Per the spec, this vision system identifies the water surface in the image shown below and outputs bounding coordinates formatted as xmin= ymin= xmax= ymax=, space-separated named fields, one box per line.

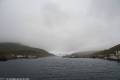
xmin=0 ymin=57 xmax=120 ymax=80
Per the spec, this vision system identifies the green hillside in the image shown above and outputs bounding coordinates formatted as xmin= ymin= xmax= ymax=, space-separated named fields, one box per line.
xmin=0 ymin=43 xmax=53 ymax=61
xmin=92 ymin=44 xmax=120 ymax=58
xmin=64 ymin=44 xmax=120 ymax=61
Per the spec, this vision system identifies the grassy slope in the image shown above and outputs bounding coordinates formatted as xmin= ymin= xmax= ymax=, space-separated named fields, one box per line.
xmin=64 ymin=44 xmax=120 ymax=58
xmin=0 ymin=43 xmax=53 ymax=60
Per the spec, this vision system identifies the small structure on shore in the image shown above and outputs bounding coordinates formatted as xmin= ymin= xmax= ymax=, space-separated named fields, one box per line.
xmin=115 ymin=50 xmax=120 ymax=58
xmin=107 ymin=50 xmax=120 ymax=61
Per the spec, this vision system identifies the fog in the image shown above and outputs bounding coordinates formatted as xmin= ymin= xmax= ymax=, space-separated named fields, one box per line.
xmin=0 ymin=0 xmax=120 ymax=56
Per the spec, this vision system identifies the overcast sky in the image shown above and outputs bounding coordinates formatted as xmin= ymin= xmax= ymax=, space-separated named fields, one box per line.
xmin=0 ymin=0 xmax=120 ymax=55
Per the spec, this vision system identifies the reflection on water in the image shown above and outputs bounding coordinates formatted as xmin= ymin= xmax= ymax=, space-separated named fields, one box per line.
xmin=0 ymin=57 xmax=120 ymax=80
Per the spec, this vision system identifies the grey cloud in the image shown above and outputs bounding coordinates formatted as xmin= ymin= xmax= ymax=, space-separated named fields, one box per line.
xmin=0 ymin=0 xmax=120 ymax=55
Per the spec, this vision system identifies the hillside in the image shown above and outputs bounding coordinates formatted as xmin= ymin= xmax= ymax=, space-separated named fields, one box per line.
xmin=0 ymin=43 xmax=53 ymax=61
xmin=91 ymin=44 xmax=120 ymax=59
xmin=64 ymin=44 xmax=120 ymax=61
xmin=63 ymin=51 xmax=98 ymax=58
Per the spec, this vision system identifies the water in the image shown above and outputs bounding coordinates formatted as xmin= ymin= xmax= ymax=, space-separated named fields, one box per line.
xmin=0 ymin=57 xmax=120 ymax=80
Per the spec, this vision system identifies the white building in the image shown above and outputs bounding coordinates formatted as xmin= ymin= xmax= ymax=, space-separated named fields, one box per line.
xmin=115 ymin=50 xmax=120 ymax=59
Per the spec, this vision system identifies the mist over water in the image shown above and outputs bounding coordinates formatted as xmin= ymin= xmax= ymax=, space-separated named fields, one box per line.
xmin=0 ymin=0 xmax=120 ymax=55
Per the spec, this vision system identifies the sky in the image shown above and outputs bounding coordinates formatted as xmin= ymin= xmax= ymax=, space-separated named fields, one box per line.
xmin=0 ymin=0 xmax=120 ymax=56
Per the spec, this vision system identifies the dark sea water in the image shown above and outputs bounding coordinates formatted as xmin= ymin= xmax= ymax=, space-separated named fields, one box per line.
xmin=0 ymin=57 xmax=120 ymax=80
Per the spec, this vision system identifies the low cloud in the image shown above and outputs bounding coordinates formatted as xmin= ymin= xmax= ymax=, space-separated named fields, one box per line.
xmin=0 ymin=0 xmax=120 ymax=55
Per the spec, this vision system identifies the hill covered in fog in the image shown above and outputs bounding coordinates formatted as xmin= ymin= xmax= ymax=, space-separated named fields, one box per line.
xmin=91 ymin=44 xmax=120 ymax=59
xmin=63 ymin=51 xmax=98 ymax=58
xmin=0 ymin=43 xmax=53 ymax=61
xmin=64 ymin=44 xmax=120 ymax=61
